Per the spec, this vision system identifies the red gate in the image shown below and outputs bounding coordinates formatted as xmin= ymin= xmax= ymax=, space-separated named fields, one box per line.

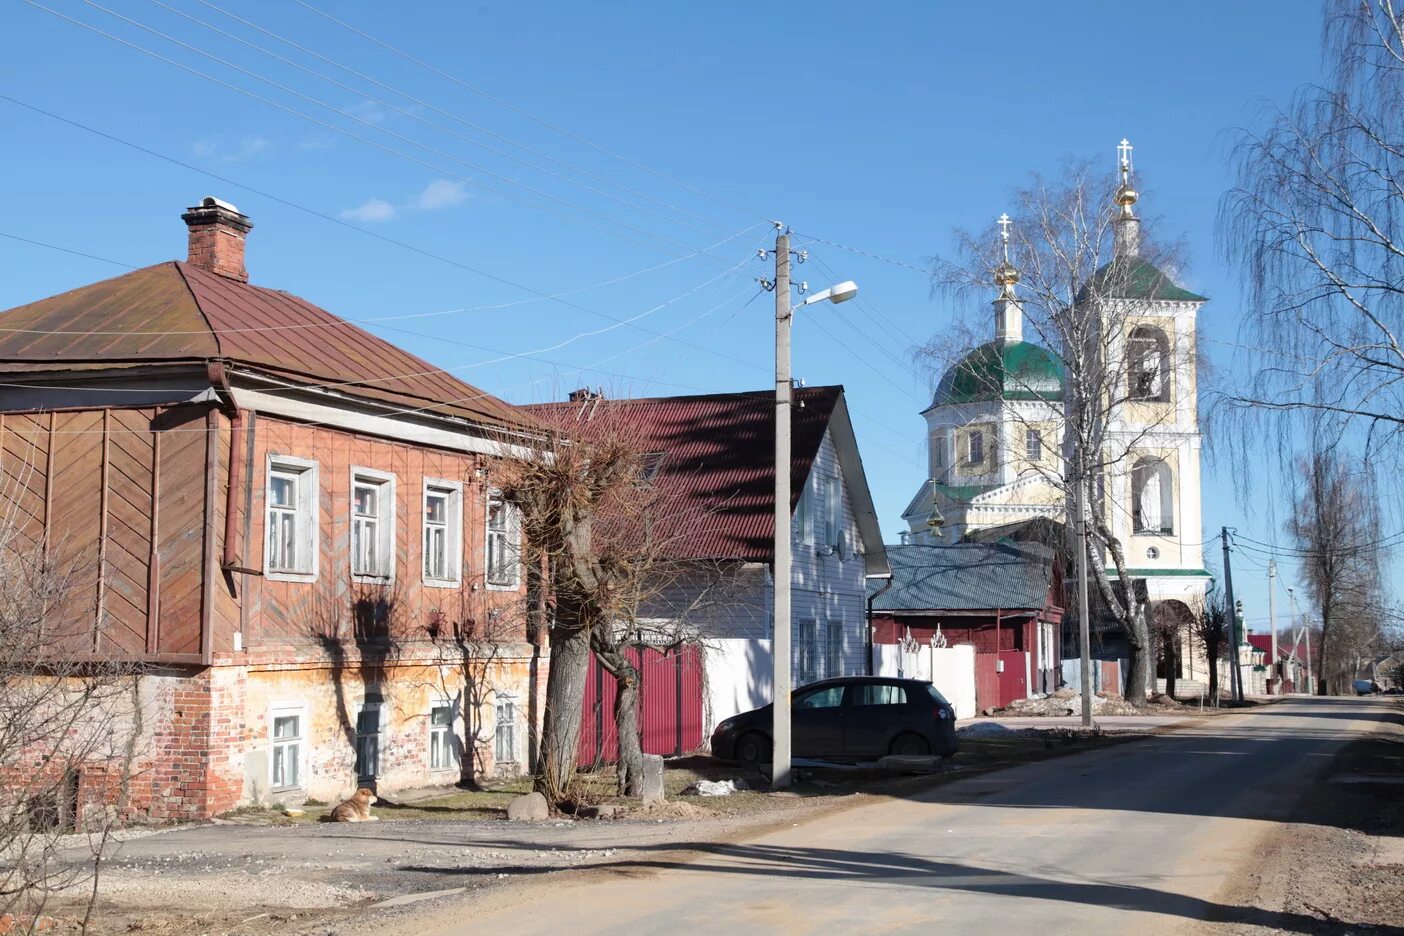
xmin=578 ymin=645 xmax=704 ymax=766
xmin=975 ymin=653 xmax=999 ymax=712
xmin=998 ymin=650 xmax=1028 ymax=707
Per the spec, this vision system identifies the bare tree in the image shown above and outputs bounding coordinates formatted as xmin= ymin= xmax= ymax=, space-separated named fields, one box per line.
xmin=0 ymin=470 xmax=140 ymax=927
xmin=1288 ymin=447 xmax=1385 ymax=694
xmin=492 ymin=398 xmax=716 ymax=804
xmin=1191 ymin=592 xmax=1230 ymax=705
xmin=925 ymin=157 xmax=1199 ymax=703
xmin=1222 ymin=0 xmax=1404 ymax=462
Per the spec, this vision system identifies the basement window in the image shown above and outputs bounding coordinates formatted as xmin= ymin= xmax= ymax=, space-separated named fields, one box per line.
xmin=495 ymin=696 xmax=518 ymax=765
xmin=351 ymin=467 xmax=396 ymax=582
xmin=266 ymin=456 xmax=318 ymax=581
xmin=270 ymin=705 xmax=305 ymax=791
xmin=429 ymin=703 xmax=458 ymax=772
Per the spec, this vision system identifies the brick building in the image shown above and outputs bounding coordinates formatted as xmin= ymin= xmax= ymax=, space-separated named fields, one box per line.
xmin=0 ymin=197 xmax=543 ymax=820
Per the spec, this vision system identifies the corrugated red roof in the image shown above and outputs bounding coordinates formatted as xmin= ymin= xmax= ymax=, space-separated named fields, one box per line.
xmin=0 ymin=261 xmax=530 ymax=429
xmin=523 ymin=387 xmax=841 ymax=561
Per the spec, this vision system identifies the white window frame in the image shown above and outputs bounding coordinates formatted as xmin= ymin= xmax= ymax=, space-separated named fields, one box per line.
xmin=265 ymin=455 xmax=319 ymax=583
xmin=826 ymin=618 xmax=844 ymax=678
xmin=494 ymin=694 xmax=519 ymax=765
xmin=349 ymin=466 xmax=396 ymax=584
xmin=1026 ymin=428 xmax=1043 ymax=463
xmin=932 ymin=431 xmax=946 ymax=469
xmin=824 ymin=476 xmax=841 ymax=549
xmin=354 ymin=701 xmax=385 ymax=782
xmin=798 ymin=617 xmax=819 ymax=684
xmin=269 ymin=702 xmax=307 ymax=792
xmin=967 ymin=430 xmax=984 ymax=465
xmin=796 ymin=477 xmax=815 ymax=546
xmin=422 ymin=479 xmax=464 ymax=588
xmin=485 ymin=490 xmax=522 ymax=590
xmin=428 ymin=700 xmax=459 ymax=772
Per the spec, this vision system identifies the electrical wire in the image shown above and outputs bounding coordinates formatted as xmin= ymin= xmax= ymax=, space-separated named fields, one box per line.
xmin=0 ymin=93 xmax=772 ymax=366
xmin=290 ymin=0 xmax=769 ymax=224
xmin=28 ymin=0 xmax=729 ymax=263
xmin=176 ymin=0 xmax=737 ymax=236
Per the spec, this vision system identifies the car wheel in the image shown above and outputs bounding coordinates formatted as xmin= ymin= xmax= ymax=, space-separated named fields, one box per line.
xmin=734 ymin=731 xmax=771 ymax=766
xmin=889 ymin=733 xmax=930 ymax=757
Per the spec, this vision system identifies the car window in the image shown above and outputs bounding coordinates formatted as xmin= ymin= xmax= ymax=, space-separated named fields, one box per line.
xmin=854 ymin=684 xmax=907 ymax=706
xmin=924 ymin=684 xmax=950 ymax=706
xmin=795 ymin=686 xmax=845 ymax=710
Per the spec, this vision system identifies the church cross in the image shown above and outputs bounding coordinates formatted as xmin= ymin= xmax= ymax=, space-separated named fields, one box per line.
xmin=1118 ymin=138 xmax=1134 ymax=173
xmin=998 ymin=212 xmax=1012 ymax=260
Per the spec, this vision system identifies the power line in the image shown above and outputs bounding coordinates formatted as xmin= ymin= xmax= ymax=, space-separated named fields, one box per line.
xmin=291 ymin=0 xmax=768 ymax=223
xmin=791 ymin=231 xmax=932 ymax=277
xmin=0 ymin=225 xmax=760 ymax=336
xmin=180 ymin=0 xmax=737 ymax=235
xmin=29 ymin=0 xmax=725 ymax=262
xmin=0 ymin=93 xmax=773 ymax=367
xmin=140 ymin=0 xmax=728 ymax=239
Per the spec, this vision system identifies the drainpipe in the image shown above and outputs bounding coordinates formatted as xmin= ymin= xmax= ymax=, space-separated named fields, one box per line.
xmin=865 ymin=576 xmax=893 ymax=676
xmin=222 ymin=409 xmax=246 ymax=570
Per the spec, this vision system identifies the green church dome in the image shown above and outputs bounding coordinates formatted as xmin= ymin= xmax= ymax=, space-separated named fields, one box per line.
xmin=932 ymin=339 xmax=1065 ymax=407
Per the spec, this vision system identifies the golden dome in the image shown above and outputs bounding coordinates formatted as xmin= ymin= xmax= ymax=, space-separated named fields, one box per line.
xmin=993 ymin=260 xmax=1020 ymax=287
xmin=1116 ymin=182 xmax=1139 ymax=208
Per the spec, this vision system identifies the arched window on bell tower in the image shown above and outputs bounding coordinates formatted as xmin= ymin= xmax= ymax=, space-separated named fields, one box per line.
xmin=1128 ymin=326 xmax=1171 ymax=402
xmin=1131 ymin=457 xmax=1174 ymax=535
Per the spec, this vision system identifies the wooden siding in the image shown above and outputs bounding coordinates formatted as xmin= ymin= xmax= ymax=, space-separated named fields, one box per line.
xmin=103 ymin=409 xmax=156 ymax=654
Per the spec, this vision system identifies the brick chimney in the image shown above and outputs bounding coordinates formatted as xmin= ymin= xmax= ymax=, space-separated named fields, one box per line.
xmin=181 ymin=196 xmax=253 ymax=282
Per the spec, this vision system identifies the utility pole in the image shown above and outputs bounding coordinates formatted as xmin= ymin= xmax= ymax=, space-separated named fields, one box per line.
xmin=1221 ymin=527 xmax=1243 ymax=702
xmin=1267 ymin=560 xmax=1278 ymax=694
xmin=1076 ymin=474 xmax=1093 ymax=728
xmin=772 ymin=228 xmax=793 ymax=790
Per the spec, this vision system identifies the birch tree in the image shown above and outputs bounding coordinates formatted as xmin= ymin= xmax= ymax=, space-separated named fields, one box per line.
xmin=1222 ymin=0 xmax=1404 ymax=463
xmin=924 ymin=158 xmax=1200 ymax=703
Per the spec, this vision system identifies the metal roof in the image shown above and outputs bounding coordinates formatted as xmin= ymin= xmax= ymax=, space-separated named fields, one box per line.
xmin=523 ymin=387 xmax=884 ymax=565
xmin=0 ymin=262 xmax=531 ymax=430
xmin=931 ymin=338 xmax=1065 ymax=407
xmin=868 ymin=542 xmax=1056 ymax=612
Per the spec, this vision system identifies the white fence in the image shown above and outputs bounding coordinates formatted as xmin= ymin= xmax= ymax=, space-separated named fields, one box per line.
xmin=874 ymin=643 xmax=977 ymax=720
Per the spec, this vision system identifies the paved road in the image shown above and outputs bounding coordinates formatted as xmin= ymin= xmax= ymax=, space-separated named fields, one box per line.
xmin=397 ymin=696 xmax=1391 ymax=936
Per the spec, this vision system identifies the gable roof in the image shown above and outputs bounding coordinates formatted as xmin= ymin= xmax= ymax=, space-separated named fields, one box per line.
xmin=868 ymin=542 xmax=1056 ymax=612
xmin=0 ymin=262 xmax=530 ymax=430
xmin=523 ymin=387 xmax=889 ymax=575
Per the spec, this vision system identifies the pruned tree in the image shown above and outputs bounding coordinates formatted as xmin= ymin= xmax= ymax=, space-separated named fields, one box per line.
xmin=924 ymin=155 xmax=1201 ymax=704
xmin=0 ymin=465 xmax=140 ymax=927
xmin=1191 ymin=592 xmax=1230 ymax=705
xmin=1288 ymin=447 xmax=1385 ymax=694
xmin=492 ymin=395 xmax=718 ymax=803
xmin=1221 ymin=0 xmax=1404 ymax=464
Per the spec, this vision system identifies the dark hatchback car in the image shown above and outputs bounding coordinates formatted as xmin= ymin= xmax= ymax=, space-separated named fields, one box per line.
xmin=710 ymin=676 xmax=958 ymax=765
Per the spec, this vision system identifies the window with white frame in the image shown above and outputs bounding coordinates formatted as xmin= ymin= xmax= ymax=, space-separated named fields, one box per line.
xmin=798 ymin=618 xmax=819 ymax=684
xmin=967 ymin=430 xmax=985 ymax=465
xmin=486 ymin=492 xmax=521 ymax=588
xmin=796 ymin=478 xmax=814 ymax=545
xmin=494 ymin=696 xmax=518 ymax=764
xmin=423 ymin=480 xmax=463 ymax=586
xmin=354 ymin=702 xmax=383 ymax=782
xmin=429 ymin=703 xmax=458 ymax=771
xmin=266 ymin=457 xmax=318 ymax=580
xmin=826 ymin=619 xmax=844 ymax=678
xmin=350 ymin=468 xmax=395 ymax=581
xmin=1026 ymin=428 xmax=1043 ymax=463
xmin=932 ymin=431 xmax=946 ymax=469
xmin=824 ymin=476 xmax=841 ymax=549
xmin=270 ymin=705 xmax=305 ymax=791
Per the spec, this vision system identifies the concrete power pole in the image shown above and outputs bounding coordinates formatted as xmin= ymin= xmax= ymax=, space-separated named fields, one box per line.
xmin=771 ymin=229 xmax=793 ymax=790
xmin=1267 ymin=560 xmax=1278 ymax=694
xmin=1221 ymin=527 xmax=1243 ymax=702
xmin=1076 ymin=475 xmax=1093 ymax=728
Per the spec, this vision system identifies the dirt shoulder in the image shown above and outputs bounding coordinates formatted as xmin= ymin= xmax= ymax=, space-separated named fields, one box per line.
xmin=1197 ymin=698 xmax=1404 ymax=935
xmin=31 ymin=731 xmax=1144 ymax=935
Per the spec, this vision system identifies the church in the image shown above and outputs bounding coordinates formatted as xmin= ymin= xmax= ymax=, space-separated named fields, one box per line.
xmin=900 ymin=141 xmax=1212 ymax=684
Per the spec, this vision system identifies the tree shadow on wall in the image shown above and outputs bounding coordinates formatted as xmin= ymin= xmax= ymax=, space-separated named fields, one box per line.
xmin=306 ymin=576 xmax=403 ymax=795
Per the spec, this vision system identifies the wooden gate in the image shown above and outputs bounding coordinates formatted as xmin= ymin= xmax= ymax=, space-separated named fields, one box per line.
xmin=578 ymin=645 xmax=704 ymax=766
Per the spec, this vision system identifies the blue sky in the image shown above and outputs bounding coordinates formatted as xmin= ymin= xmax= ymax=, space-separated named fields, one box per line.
xmin=0 ymin=0 xmax=1355 ymax=633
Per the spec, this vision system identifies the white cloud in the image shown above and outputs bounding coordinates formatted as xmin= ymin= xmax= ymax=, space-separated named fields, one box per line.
xmin=343 ymin=99 xmax=387 ymax=125
xmin=339 ymin=198 xmax=398 ymax=223
xmin=415 ymin=179 xmax=469 ymax=211
xmin=191 ymin=136 xmax=272 ymax=162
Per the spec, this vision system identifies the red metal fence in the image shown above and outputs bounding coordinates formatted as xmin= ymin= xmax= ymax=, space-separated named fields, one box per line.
xmin=974 ymin=653 xmax=999 ymax=713
xmin=578 ymin=645 xmax=704 ymax=766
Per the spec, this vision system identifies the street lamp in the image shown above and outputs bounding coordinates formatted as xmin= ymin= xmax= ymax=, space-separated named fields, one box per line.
xmin=771 ymin=225 xmax=857 ymax=790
